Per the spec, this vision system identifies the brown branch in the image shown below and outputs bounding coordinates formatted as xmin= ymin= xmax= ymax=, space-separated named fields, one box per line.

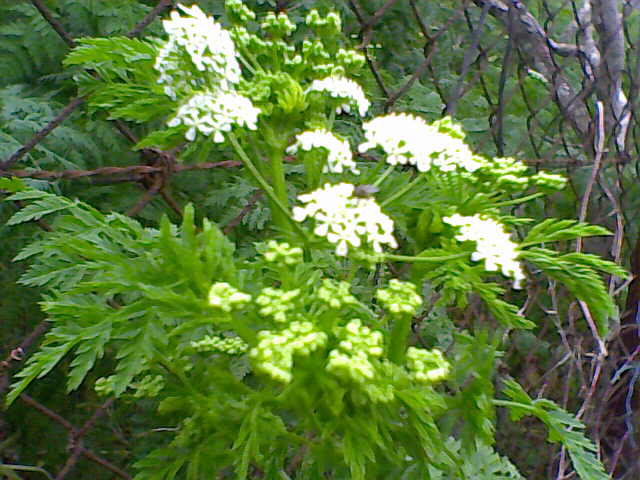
xmin=127 ymin=174 xmax=163 ymax=216
xmin=1 ymin=160 xmax=242 ymax=181
xmin=127 ymin=0 xmax=174 ymax=38
xmin=471 ymin=0 xmax=591 ymax=138
xmin=224 ymin=190 xmax=263 ymax=234
xmin=0 ymin=96 xmax=87 ymax=170
xmin=30 ymin=0 xmax=76 ymax=48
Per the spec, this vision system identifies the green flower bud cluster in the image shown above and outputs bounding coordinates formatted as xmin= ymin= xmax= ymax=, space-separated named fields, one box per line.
xmin=191 ymin=335 xmax=248 ymax=355
xmin=317 ymin=279 xmax=358 ymax=309
xmin=131 ymin=375 xmax=165 ymax=398
xmin=261 ymin=11 xmax=296 ymax=37
xmin=208 ymin=282 xmax=251 ymax=313
xmin=94 ymin=375 xmax=116 ymax=396
xmin=250 ymin=321 xmax=328 ymax=383
xmin=336 ymin=48 xmax=365 ymax=70
xmin=405 ymin=347 xmax=450 ymax=383
xmin=479 ymin=157 xmax=530 ymax=189
xmin=263 ymin=240 xmax=303 ymax=265
xmin=376 ymin=279 xmax=422 ymax=316
xmin=231 ymin=26 xmax=266 ymax=51
xmin=531 ymin=171 xmax=567 ymax=190
xmin=256 ymin=287 xmax=300 ymax=323
xmin=306 ymin=10 xmax=342 ymax=33
xmin=326 ymin=319 xmax=384 ymax=383
xmin=302 ymin=39 xmax=331 ymax=65
xmin=225 ymin=0 xmax=255 ymax=24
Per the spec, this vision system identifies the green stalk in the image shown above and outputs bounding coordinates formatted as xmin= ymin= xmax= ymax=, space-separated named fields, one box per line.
xmin=383 ymin=252 xmax=468 ymax=263
xmin=493 ymin=192 xmax=546 ymax=207
xmin=228 ymin=133 xmax=309 ymax=244
xmin=381 ymin=174 xmax=423 ymax=207
xmin=268 ymin=146 xmax=292 ymax=235
xmin=372 ymin=164 xmax=396 ymax=187
xmin=388 ymin=314 xmax=412 ymax=364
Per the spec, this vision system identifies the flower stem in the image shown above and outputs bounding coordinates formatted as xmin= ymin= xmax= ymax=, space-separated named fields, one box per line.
xmin=228 ymin=133 xmax=308 ymax=243
xmin=381 ymin=174 xmax=422 ymax=207
xmin=494 ymin=192 xmax=546 ymax=207
xmin=383 ymin=253 xmax=467 ymax=263
xmin=268 ymin=146 xmax=292 ymax=236
xmin=372 ymin=164 xmax=396 ymax=187
xmin=388 ymin=314 xmax=412 ymax=364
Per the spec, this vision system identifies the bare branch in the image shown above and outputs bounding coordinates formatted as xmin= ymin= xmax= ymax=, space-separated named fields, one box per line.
xmin=591 ymin=0 xmax=630 ymax=151
xmin=471 ymin=0 xmax=591 ymax=138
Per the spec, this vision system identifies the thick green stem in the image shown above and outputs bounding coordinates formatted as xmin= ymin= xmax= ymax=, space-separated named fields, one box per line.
xmin=268 ymin=146 xmax=292 ymax=235
xmin=228 ymin=133 xmax=308 ymax=243
xmin=388 ymin=314 xmax=412 ymax=364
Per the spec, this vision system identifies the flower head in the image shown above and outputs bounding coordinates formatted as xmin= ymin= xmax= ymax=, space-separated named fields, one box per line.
xmin=307 ymin=75 xmax=370 ymax=116
xmin=443 ymin=214 xmax=525 ymax=288
xmin=256 ymin=287 xmax=300 ymax=323
xmin=155 ymin=4 xmax=241 ymax=99
xmin=317 ymin=279 xmax=358 ymax=309
xmin=167 ymin=90 xmax=260 ymax=142
xmin=250 ymin=322 xmax=328 ymax=383
xmin=376 ymin=279 xmax=422 ymax=316
xmin=406 ymin=347 xmax=450 ymax=383
xmin=326 ymin=319 xmax=384 ymax=384
xmin=358 ymin=113 xmax=483 ymax=173
xmin=191 ymin=335 xmax=248 ymax=355
xmin=293 ymin=183 xmax=397 ymax=256
xmin=262 ymin=240 xmax=303 ymax=265
xmin=208 ymin=282 xmax=251 ymax=312
xmin=287 ymin=129 xmax=359 ymax=174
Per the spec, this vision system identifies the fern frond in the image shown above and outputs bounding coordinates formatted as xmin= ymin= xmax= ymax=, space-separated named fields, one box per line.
xmin=499 ymin=379 xmax=609 ymax=480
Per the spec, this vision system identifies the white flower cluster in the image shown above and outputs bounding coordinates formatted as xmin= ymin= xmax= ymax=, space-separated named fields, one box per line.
xmin=307 ymin=75 xmax=370 ymax=116
xmin=443 ymin=214 xmax=526 ymax=289
xmin=256 ymin=287 xmax=300 ymax=323
xmin=287 ymin=129 xmax=359 ymax=174
xmin=317 ymin=279 xmax=358 ymax=309
xmin=326 ymin=319 xmax=384 ymax=383
xmin=156 ymin=4 xmax=261 ymax=143
xmin=208 ymin=282 xmax=251 ymax=312
xmin=405 ymin=347 xmax=450 ymax=383
xmin=376 ymin=279 xmax=422 ymax=316
xmin=191 ymin=335 xmax=248 ymax=355
xmin=358 ymin=113 xmax=483 ymax=173
xmin=293 ymin=183 xmax=397 ymax=256
xmin=155 ymin=4 xmax=241 ymax=99
xmin=167 ymin=90 xmax=260 ymax=142
xmin=250 ymin=322 xmax=328 ymax=383
xmin=262 ymin=240 xmax=303 ymax=265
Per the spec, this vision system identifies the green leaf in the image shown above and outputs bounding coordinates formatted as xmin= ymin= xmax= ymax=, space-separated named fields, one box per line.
xmin=520 ymin=247 xmax=625 ymax=336
xmin=522 ymin=219 xmax=612 ymax=246
xmin=500 ymin=380 xmax=609 ymax=480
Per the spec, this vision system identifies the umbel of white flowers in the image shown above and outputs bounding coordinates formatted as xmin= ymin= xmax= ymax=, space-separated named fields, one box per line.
xmin=444 ymin=214 xmax=526 ymax=289
xmin=287 ymin=129 xmax=359 ymax=174
xmin=358 ymin=113 xmax=484 ymax=173
xmin=293 ymin=183 xmax=397 ymax=256
xmin=307 ymin=75 xmax=370 ymax=117
xmin=155 ymin=4 xmax=260 ymax=142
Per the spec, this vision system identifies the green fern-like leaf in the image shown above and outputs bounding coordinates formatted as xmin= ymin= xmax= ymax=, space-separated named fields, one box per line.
xmin=520 ymin=247 xmax=626 ymax=336
xmin=500 ymin=379 xmax=610 ymax=480
xmin=522 ymin=219 xmax=612 ymax=246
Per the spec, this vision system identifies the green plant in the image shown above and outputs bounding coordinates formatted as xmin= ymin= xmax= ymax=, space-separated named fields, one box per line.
xmin=2 ymin=3 xmax=625 ymax=478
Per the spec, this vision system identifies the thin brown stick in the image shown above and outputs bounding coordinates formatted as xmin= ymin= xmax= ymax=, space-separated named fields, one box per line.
xmin=0 ymin=96 xmax=87 ymax=170
xmin=127 ymin=0 xmax=174 ymax=38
